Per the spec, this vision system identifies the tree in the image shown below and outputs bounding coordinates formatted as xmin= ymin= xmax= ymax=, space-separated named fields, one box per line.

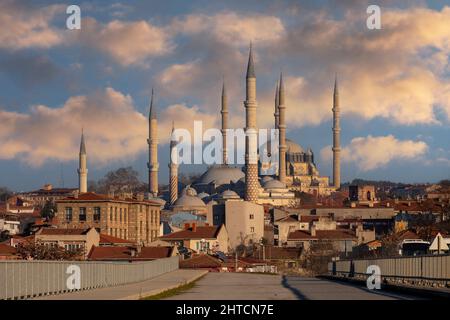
xmin=96 ymin=167 xmax=144 ymax=194
xmin=41 ymin=200 xmax=57 ymax=219
xmin=16 ymin=241 xmax=83 ymax=260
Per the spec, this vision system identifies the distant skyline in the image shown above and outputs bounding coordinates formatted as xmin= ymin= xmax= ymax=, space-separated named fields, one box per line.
xmin=1 ymin=0 xmax=450 ymax=191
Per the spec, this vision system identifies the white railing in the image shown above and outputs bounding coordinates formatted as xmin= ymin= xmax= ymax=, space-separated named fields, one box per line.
xmin=328 ymin=255 xmax=450 ymax=281
xmin=0 ymin=256 xmax=179 ymax=300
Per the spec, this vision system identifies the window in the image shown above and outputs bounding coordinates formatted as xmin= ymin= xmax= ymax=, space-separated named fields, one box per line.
xmin=93 ymin=207 xmax=101 ymax=222
xmin=124 ymin=208 xmax=127 ymax=223
xmin=115 ymin=207 xmax=117 ymax=222
xmin=110 ymin=207 xmax=113 ymax=222
xmin=65 ymin=207 xmax=73 ymax=222
xmin=79 ymin=207 xmax=86 ymax=221
xmin=120 ymin=208 xmax=122 ymax=223
xmin=250 ymin=227 xmax=255 ymax=233
xmin=249 ymin=214 xmax=254 ymax=220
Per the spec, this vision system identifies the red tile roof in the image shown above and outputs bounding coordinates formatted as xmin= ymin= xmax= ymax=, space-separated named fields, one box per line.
xmin=288 ymin=229 xmax=356 ymax=240
xmin=299 ymin=215 xmax=319 ymax=223
xmin=160 ymin=225 xmax=222 ymax=240
xmin=99 ymin=234 xmax=134 ymax=245
xmin=59 ymin=192 xmax=161 ymax=205
xmin=180 ymin=254 xmax=223 ymax=268
xmin=88 ymin=246 xmax=173 ymax=261
xmin=0 ymin=243 xmax=17 ymax=256
xmin=38 ymin=228 xmax=91 ymax=235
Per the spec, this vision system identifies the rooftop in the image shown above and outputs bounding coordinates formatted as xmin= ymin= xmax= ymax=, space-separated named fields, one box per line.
xmin=160 ymin=225 xmax=222 ymax=240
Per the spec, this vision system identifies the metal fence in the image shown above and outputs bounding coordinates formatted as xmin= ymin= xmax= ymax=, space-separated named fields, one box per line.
xmin=328 ymin=255 xmax=450 ymax=281
xmin=0 ymin=256 xmax=179 ymax=300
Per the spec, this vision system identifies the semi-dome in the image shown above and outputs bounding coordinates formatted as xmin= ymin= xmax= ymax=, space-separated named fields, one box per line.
xmin=263 ymin=179 xmax=286 ymax=189
xmin=197 ymin=165 xmax=245 ymax=185
xmin=220 ymin=189 xmax=241 ymax=199
xmin=286 ymin=139 xmax=304 ymax=154
xmin=173 ymin=193 xmax=205 ymax=208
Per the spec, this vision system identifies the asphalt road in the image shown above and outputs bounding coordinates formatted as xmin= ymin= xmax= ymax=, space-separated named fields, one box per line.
xmin=167 ymin=273 xmax=420 ymax=300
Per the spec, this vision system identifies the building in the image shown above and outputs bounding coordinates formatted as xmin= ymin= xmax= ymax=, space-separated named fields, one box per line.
xmin=55 ymin=192 xmax=161 ymax=246
xmin=17 ymin=184 xmax=78 ymax=206
xmin=207 ymin=198 xmax=264 ymax=249
xmin=429 ymin=233 xmax=450 ymax=254
xmin=287 ymin=229 xmax=357 ymax=255
xmin=160 ymin=223 xmax=229 ymax=254
xmin=35 ymin=227 xmax=99 ymax=259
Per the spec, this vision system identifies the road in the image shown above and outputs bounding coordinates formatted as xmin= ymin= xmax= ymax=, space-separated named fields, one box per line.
xmin=166 ymin=273 xmax=420 ymax=300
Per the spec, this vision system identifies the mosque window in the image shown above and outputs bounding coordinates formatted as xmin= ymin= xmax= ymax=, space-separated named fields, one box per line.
xmin=249 ymin=214 xmax=254 ymax=220
xmin=250 ymin=227 xmax=255 ymax=233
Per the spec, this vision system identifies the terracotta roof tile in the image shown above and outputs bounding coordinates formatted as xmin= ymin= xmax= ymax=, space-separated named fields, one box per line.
xmin=38 ymin=228 xmax=90 ymax=235
xmin=0 ymin=243 xmax=17 ymax=255
xmin=160 ymin=225 xmax=222 ymax=240
xmin=99 ymin=234 xmax=134 ymax=245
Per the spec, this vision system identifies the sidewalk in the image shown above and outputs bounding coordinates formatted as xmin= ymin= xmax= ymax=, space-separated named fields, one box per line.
xmin=33 ymin=269 xmax=208 ymax=300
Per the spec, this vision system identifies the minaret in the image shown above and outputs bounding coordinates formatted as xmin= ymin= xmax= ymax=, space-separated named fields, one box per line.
xmin=332 ymin=75 xmax=341 ymax=189
xmin=77 ymin=129 xmax=88 ymax=193
xmin=274 ymin=81 xmax=279 ymax=129
xmin=169 ymin=121 xmax=178 ymax=206
xmin=244 ymin=43 xmax=259 ymax=202
xmin=221 ymin=80 xmax=228 ymax=165
xmin=278 ymin=73 xmax=287 ymax=184
xmin=147 ymin=88 xmax=159 ymax=197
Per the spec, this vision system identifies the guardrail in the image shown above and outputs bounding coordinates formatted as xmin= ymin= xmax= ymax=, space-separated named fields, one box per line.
xmin=328 ymin=254 xmax=450 ymax=281
xmin=0 ymin=256 xmax=179 ymax=300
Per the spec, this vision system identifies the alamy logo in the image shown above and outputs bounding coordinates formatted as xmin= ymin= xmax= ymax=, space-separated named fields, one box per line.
xmin=366 ymin=265 xmax=381 ymax=289
xmin=366 ymin=5 xmax=381 ymax=30
xmin=66 ymin=265 xmax=81 ymax=290
xmin=66 ymin=5 xmax=81 ymax=30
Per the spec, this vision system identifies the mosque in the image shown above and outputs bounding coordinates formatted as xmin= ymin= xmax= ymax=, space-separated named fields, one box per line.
xmin=76 ymin=45 xmax=341 ymax=210
xmin=145 ymin=44 xmax=341 ymax=209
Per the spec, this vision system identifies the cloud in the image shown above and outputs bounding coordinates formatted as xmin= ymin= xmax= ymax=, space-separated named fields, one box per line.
xmin=320 ymin=135 xmax=428 ymax=171
xmin=156 ymin=6 xmax=450 ymax=128
xmin=171 ymin=12 xmax=286 ymax=46
xmin=0 ymin=87 xmax=218 ymax=167
xmin=0 ymin=1 xmax=64 ymax=50
xmin=80 ymin=18 xmax=174 ymax=66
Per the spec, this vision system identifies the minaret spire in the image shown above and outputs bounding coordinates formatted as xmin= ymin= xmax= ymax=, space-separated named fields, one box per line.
xmin=169 ymin=121 xmax=178 ymax=206
xmin=221 ymin=79 xmax=229 ymax=165
xmin=147 ymin=88 xmax=159 ymax=197
xmin=77 ymin=129 xmax=88 ymax=193
xmin=278 ymin=72 xmax=287 ymax=184
xmin=274 ymin=81 xmax=279 ymax=129
xmin=244 ymin=43 xmax=259 ymax=202
xmin=332 ymin=74 xmax=341 ymax=189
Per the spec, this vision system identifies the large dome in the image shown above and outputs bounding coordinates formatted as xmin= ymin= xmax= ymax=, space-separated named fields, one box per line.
xmin=286 ymin=139 xmax=304 ymax=154
xmin=197 ymin=165 xmax=245 ymax=185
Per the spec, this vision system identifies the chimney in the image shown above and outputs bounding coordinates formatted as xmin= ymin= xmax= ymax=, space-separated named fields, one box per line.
xmin=350 ymin=202 xmax=356 ymax=208
xmin=192 ymin=223 xmax=197 ymax=232
xmin=184 ymin=223 xmax=190 ymax=230
xmin=6 ymin=202 xmax=10 ymax=212
xmin=130 ymin=247 xmax=137 ymax=257
xmin=386 ymin=202 xmax=390 ymax=208
xmin=137 ymin=192 xmax=144 ymax=201
xmin=136 ymin=244 xmax=142 ymax=254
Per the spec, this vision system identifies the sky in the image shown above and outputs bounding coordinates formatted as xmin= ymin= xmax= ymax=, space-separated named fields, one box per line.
xmin=0 ymin=0 xmax=449 ymax=191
